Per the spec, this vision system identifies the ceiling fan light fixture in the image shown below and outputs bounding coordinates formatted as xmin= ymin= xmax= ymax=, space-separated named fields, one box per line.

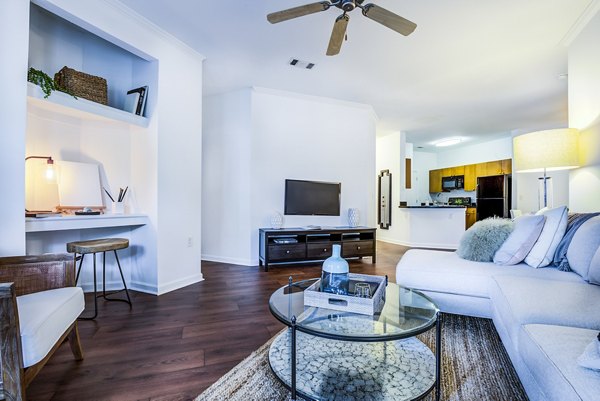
xmin=341 ymin=0 xmax=356 ymax=12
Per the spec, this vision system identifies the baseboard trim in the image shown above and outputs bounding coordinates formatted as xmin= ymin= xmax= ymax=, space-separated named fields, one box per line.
xmin=156 ymin=273 xmax=204 ymax=296
xmin=377 ymin=238 xmax=458 ymax=250
xmin=201 ymin=253 xmax=254 ymax=266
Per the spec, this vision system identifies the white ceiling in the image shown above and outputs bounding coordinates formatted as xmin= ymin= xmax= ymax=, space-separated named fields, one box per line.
xmin=118 ymin=0 xmax=592 ymax=149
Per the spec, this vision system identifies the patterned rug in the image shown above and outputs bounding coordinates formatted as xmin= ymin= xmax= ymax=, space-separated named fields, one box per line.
xmin=195 ymin=314 xmax=528 ymax=401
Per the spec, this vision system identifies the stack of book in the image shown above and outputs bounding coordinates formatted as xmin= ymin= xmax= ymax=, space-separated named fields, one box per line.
xmin=124 ymin=86 xmax=148 ymax=116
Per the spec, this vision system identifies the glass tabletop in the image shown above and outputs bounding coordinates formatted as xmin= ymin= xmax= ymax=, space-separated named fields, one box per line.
xmin=269 ymin=278 xmax=439 ymax=341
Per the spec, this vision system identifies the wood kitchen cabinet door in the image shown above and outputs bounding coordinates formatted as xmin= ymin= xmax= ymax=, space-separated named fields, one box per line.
xmin=453 ymin=165 xmax=465 ymax=176
xmin=429 ymin=169 xmax=442 ymax=193
xmin=464 ymin=164 xmax=476 ymax=191
xmin=466 ymin=207 xmax=477 ymax=229
xmin=442 ymin=168 xmax=453 ymax=178
xmin=475 ymin=162 xmax=488 ymax=178
xmin=501 ymin=159 xmax=512 ymax=174
xmin=486 ymin=161 xmax=503 ymax=176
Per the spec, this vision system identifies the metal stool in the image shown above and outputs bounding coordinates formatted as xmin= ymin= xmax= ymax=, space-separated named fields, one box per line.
xmin=67 ymin=238 xmax=132 ymax=320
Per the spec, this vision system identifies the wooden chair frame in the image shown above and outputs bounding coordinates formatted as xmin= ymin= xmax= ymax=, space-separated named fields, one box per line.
xmin=0 ymin=254 xmax=84 ymax=401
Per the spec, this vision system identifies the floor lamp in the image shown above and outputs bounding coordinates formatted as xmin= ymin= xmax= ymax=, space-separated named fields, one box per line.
xmin=513 ymin=128 xmax=580 ymax=209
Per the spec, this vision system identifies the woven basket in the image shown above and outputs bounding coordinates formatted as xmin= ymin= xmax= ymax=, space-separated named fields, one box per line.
xmin=54 ymin=66 xmax=108 ymax=105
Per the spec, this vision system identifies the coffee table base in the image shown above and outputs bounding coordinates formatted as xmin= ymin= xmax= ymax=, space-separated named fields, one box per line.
xmin=269 ymin=330 xmax=436 ymax=401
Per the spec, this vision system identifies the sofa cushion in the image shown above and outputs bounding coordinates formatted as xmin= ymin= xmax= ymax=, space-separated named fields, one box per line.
xmin=16 ymin=287 xmax=84 ymax=367
xmin=519 ymin=324 xmax=600 ymax=401
xmin=525 ymin=206 xmax=568 ymax=268
xmin=489 ymin=275 xmax=600 ymax=348
xmin=589 ymin=246 xmax=600 ymax=286
xmin=567 ymin=216 xmax=600 ymax=281
xmin=494 ymin=215 xmax=545 ymax=265
xmin=456 ymin=218 xmax=514 ymax=262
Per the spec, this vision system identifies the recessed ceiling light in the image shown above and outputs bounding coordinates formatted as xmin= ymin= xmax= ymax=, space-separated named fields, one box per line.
xmin=434 ymin=138 xmax=462 ymax=147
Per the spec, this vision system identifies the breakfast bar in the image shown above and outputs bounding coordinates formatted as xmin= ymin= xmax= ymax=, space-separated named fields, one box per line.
xmin=395 ymin=206 xmax=467 ymax=249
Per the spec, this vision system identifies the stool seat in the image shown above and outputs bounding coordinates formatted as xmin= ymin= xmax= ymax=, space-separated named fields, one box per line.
xmin=67 ymin=238 xmax=129 ymax=254
xmin=66 ymin=237 xmax=132 ymax=320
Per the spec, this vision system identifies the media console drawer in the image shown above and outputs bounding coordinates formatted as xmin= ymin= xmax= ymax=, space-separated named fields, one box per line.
xmin=307 ymin=243 xmax=335 ymax=259
xmin=268 ymin=244 xmax=306 ymax=261
xmin=342 ymin=240 xmax=374 ymax=257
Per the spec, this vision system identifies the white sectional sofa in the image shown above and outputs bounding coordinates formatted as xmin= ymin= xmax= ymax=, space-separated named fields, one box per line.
xmin=396 ymin=218 xmax=600 ymax=401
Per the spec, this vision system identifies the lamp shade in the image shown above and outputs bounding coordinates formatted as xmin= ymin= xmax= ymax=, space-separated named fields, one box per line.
xmin=513 ymin=128 xmax=580 ymax=172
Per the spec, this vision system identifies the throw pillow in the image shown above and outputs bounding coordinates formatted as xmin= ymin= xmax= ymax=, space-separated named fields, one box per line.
xmin=568 ymin=216 xmax=600 ymax=281
xmin=457 ymin=218 xmax=514 ymax=262
xmin=589 ymin=246 xmax=600 ymax=286
xmin=577 ymin=336 xmax=600 ymax=371
xmin=525 ymin=206 xmax=568 ymax=268
xmin=493 ymin=215 xmax=545 ymax=265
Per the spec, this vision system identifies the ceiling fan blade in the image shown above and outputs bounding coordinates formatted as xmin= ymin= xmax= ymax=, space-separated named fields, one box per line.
xmin=267 ymin=2 xmax=331 ymax=24
xmin=326 ymin=14 xmax=349 ymax=56
xmin=362 ymin=4 xmax=417 ymax=36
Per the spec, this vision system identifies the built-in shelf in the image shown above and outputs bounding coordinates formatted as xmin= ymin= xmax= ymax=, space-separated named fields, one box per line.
xmin=26 ymin=213 xmax=149 ymax=233
xmin=27 ymin=83 xmax=149 ymax=127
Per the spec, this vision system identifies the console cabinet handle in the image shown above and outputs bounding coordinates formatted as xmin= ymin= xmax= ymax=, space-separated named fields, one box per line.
xmin=323 ymin=248 xmax=327 ymax=252
xmin=357 ymin=246 xmax=361 ymax=250
xmin=286 ymin=250 xmax=290 ymax=254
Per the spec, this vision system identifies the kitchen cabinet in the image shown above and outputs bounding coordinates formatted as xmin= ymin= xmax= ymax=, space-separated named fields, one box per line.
xmin=452 ymin=165 xmax=465 ymax=176
xmin=485 ymin=161 xmax=503 ymax=176
xmin=464 ymin=164 xmax=476 ymax=191
xmin=429 ymin=169 xmax=442 ymax=193
xmin=442 ymin=168 xmax=453 ymax=178
xmin=502 ymin=159 xmax=512 ymax=174
xmin=466 ymin=207 xmax=477 ymax=229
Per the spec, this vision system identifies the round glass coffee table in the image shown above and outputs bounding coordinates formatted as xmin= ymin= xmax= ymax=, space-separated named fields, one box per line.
xmin=268 ymin=278 xmax=441 ymax=401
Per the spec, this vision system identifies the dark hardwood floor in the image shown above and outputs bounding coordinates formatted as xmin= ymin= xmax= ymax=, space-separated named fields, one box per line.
xmin=28 ymin=242 xmax=408 ymax=401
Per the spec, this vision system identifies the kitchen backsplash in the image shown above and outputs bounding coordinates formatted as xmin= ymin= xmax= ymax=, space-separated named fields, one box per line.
xmin=431 ymin=189 xmax=477 ymax=205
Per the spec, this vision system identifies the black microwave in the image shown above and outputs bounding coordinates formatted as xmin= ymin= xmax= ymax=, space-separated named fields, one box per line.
xmin=442 ymin=175 xmax=464 ymax=191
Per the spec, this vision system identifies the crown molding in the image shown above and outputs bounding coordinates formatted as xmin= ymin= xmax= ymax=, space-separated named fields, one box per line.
xmin=560 ymin=0 xmax=600 ymax=47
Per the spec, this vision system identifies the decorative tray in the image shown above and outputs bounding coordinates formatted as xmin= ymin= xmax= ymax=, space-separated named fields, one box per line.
xmin=304 ymin=273 xmax=387 ymax=316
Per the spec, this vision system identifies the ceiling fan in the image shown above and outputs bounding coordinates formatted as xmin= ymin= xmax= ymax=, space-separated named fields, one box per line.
xmin=267 ymin=0 xmax=417 ymax=56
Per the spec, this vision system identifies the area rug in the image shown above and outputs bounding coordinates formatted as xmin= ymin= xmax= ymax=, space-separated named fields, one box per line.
xmin=195 ymin=314 xmax=528 ymax=401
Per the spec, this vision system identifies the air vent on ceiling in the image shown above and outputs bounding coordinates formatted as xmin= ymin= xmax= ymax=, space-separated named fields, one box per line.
xmin=289 ymin=58 xmax=315 ymax=70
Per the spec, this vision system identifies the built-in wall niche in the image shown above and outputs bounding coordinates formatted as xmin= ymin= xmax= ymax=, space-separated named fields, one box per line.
xmin=28 ymin=3 xmax=157 ymax=123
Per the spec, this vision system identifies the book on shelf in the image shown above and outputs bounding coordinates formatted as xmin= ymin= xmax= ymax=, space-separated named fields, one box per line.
xmin=125 ymin=86 xmax=148 ymax=116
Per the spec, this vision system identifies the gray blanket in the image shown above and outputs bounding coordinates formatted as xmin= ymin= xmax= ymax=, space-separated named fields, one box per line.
xmin=552 ymin=212 xmax=600 ymax=271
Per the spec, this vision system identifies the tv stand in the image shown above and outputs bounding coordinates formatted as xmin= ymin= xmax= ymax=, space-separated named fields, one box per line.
xmin=258 ymin=227 xmax=377 ymax=271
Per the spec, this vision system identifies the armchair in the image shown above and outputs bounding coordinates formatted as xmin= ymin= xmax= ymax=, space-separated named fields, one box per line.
xmin=0 ymin=254 xmax=84 ymax=401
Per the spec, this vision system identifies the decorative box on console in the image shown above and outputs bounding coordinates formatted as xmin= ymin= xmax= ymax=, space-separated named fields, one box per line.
xmin=304 ymin=273 xmax=387 ymax=316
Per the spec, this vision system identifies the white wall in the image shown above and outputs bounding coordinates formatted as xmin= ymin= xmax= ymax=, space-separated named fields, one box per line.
xmin=436 ymin=137 xmax=512 ymax=168
xmin=202 ymin=88 xmax=377 ymax=266
xmin=409 ymin=151 xmax=437 ymax=205
xmin=568 ymin=10 xmax=600 ymax=212
xmin=202 ymin=89 xmax=252 ymax=265
xmin=0 ymin=0 xmax=29 ymax=255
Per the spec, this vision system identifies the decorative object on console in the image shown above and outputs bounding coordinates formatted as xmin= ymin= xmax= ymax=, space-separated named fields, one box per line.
xmin=378 ymin=169 xmax=392 ymax=229
xmin=348 ymin=208 xmax=360 ymax=227
xmin=270 ymin=211 xmax=284 ymax=229
xmin=513 ymin=128 xmax=580 ymax=208
xmin=25 ymin=155 xmax=55 ymax=181
xmin=457 ymin=218 xmax=514 ymax=262
xmin=493 ymin=215 xmax=545 ymax=265
xmin=524 ymin=206 xmax=568 ymax=268
xmin=320 ymin=244 xmax=349 ymax=295
xmin=54 ymin=66 xmax=108 ymax=105
xmin=125 ymin=86 xmax=148 ymax=116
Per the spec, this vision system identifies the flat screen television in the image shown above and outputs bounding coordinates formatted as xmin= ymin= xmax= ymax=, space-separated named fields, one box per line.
xmin=284 ymin=179 xmax=341 ymax=216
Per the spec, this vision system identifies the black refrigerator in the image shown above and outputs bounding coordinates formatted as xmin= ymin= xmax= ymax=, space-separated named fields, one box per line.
xmin=476 ymin=175 xmax=511 ymax=220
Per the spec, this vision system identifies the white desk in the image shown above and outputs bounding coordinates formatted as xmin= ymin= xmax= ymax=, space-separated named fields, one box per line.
xmin=26 ymin=214 xmax=148 ymax=232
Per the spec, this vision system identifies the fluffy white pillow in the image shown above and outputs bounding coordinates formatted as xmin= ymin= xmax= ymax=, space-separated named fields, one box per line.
xmin=525 ymin=206 xmax=568 ymax=268
xmin=494 ymin=215 xmax=545 ymax=265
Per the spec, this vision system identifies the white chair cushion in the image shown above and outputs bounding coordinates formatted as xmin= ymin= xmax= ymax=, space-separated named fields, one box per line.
xmin=494 ymin=215 xmax=545 ymax=265
xmin=525 ymin=206 xmax=568 ymax=268
xmin=16 ymin=287 xmax=84 ymax=367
